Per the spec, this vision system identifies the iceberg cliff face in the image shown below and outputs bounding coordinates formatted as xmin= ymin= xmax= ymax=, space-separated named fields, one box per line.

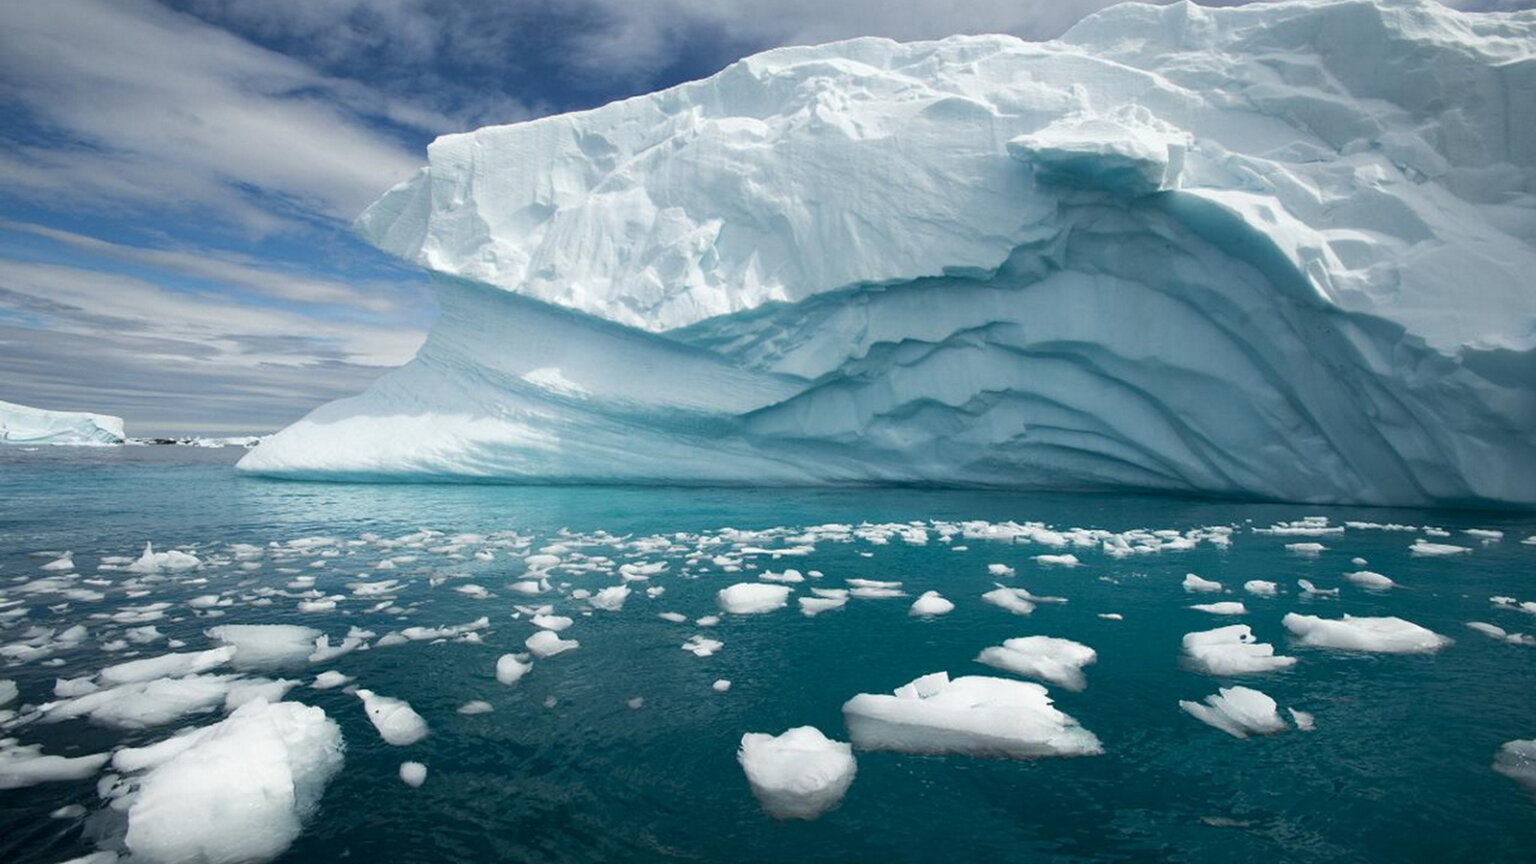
xmin=0 ymin=399 xmax=124 ymax=446
xmin=241 ymin=0 xmax=1536 ymax=507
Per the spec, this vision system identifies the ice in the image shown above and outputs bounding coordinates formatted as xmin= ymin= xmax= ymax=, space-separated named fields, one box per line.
xmin=1033 ymin=554 xmax=1080 ymax=567
xmin=713 ymin=679 xmax=732 ymax=692
xmin=207 ymin=624 xmax=323 ymax=670
xmin=987 ymin=564 xmax=1015 ymax=577
xmin=0 ymin=399 xmax=123 ymax=445
xmin=1345 ymin=570 xmax=1396 ymax=590
xmin=399 ymin=761 xmax=428 ymax=787
xmin=356 ymin=689 xmax=430 ymax=746
xmin=798 ymin=595 xmax=847 ymax=617
xmin=1182 ymin=625 xmax=1297 ymax=676
xmin=0 ymin=741 xmax=110 ymax=789
xmin=718 ymin=583 xmax=791 ymax=614
xmin=681 ymin=635 xmax=724 ymax=657
xmin=1494 ymin=739 xmax=1536 ymax=793
xmin=1179 ymin=686 xmax=1289 ymax=739
xmin=98 ymin=648 xmax=237 ymax=685
xmin=975 ymin=636 xmax=1097 ymax=691
xmin=457 ymin=701 xmax=493 ymax=715
xmin=42 ymin=674 xmax=248 ymax=729
xmin=118 ymin=700 xmax=343 ymax=864
xmin=1285 ymin=543 xmax=1326 ymax=556
xmin=1410 ymin=540 xmax=1472 ymax=557
xmin=1189 ymin=602 xmax=1247 ymax=616
xmin=241 ymin=0 xmax=1536 ymax=511
xmin=588 ymin=585 xmax=631 ymax=611
xmin=0 ymin=680 xmax=16 ymax=706
xmin=1243 ymin=581 xmax=1278 ymax=597
xmin=1183 ymin=574 xmax=1222 ymax=593
xmin=1288 ymin=708 xmax=1316 ymax=732
xmin=126 ymin=543 xmax=201 ymax=574
xmin=1283 ymin=613 xmax=1451 ymax=654
xmin=311 ymin=671 xmax=353 ymax=690
xmin=496 ymin=654 xmax=532 ymax=685
xmin=842 ymin=672 xmax=1101 ymax=759
xmin=531 ymin=614 xmax=574 ymax=631
xmin=1298 ymin=580 xmax=1339 ymax=598
xmin=737 ymin=726 xmax=856 ymax=820
xmin=400 ymin=617 xmax=489 ymax=641
xmin=908 ymin=591 xmax=955 ymax=617
xmin=525 ymin=630 xmax=579 ymax=658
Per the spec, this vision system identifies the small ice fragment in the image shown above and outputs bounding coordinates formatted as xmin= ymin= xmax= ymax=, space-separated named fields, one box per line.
xmin=1097 ymin=613 xmax=1123 ymax=621
xmin=1410 ymin=539 xmax=1472 ymax=557
xmin=589 ymin=585 xmax=630 ymax=611
xmin=1288 ymin=708 xmax=1315 ymax=731
xmin=531 ymin=614 xmax=574 ymax=631
xmin=496 ymin=654 xmax=532 ymax=685
xmin=738 ymin=726 xmax=856 ymax=820
xmin=356 ymin=689 xmax=430 ymax=746
xmin=626 ymin=697 xmax=645 ymax=709
xmin=457 ymin=701 xmax=493 ymax=715
xmin=718 ymin=583 xmax=791 ymax=614
xmin=1182 ymin=625 xmax=1296 ymax=676
xmin=311 ymin=671 xmax=353 ymax=690
xmin=1189 ymin=602 xmax=1247 ymax=615
xmin=1033 ymin=554 xmax=1079 ymax=567
xmin=1183 ymin=574 xmax=1222 ymax=593
xmin=1345 ymin=570 xmax=1396 ymax=590
xmin=206 ymin=624 xmax=322 ymax=670
xmin=908 ymin=591 xmax=954 ymax=617
xmin=1243 ymin=580 xmax=1278 ymax=597
xmin=1297 ymin=579 xmax=1338 ymax=597
xmin=525 ymin=630 xmax=579 ymax=658
xmin=1282 ymin=613 xmax=1450 ymax=654
xmin=1285 ymin=543 xmax=1325 ymax=556
xmin=681 ymin=635 xmax=724 ymax=657
xmin=1180 ymin=686 xmax=1288 ymax=738
xmin=399 ymin=761 xmax=427 ymax=787
xmin=975 ymin=636 xmax=1096 ymax=691
xmin=1494 ymin=739 xmax=1536 ymax=792
xmin=987 ymin=564 xmax=1015 ymax=577
xmin=658 ymin=612 xmax=688 ymax=623
xmin=713 ymin=679 xmax=732 ymax=692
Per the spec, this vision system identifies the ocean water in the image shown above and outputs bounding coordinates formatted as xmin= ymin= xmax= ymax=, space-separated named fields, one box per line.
xmin=1 ymin=445 xmax=1533 ymax=864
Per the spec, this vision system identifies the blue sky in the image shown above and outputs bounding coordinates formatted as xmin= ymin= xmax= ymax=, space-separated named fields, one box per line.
xmin=0 ymin=0 xmax=1528 ymax=435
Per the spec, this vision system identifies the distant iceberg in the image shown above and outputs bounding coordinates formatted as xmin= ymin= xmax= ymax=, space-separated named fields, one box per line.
xmin=0 ymin=398 xmax=123 ymax=446
xmin=242 ymin=0 xmax=1536 ymax=508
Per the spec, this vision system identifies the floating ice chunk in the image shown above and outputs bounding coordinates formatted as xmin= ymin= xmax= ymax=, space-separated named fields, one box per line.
xmin=798 ymin=595 xmax=847 ymax=616
xmin=1465 ymin=529 xmax=1503 ymax=541
xmin=308 ymin=635 xmax=364 ymax=664
xmin=398 ymin=761 xmax=427 ymax=787
xmin=98 ymin=648 xmax=238 ymax=686
xmin=120 ymin=700 xmax=343 ymax=864
xmin=1183 ymin=574 xmax=1222 ymax=593
xmin=738 ymin=727 xmax=856 ymax=820
xmin=975 ymin=636 xmax=1096 ymax=691
xmin=126 ymin=543 xmax=201 ymax=574
xmin=1182 ymin=625 xmax=1297 ymax=676
xmin=1410 ymin=539 xmax=1472 ymax=557
xmin=718 ymin=583 xmax=791 ymax=614
xmin=1494 ymin=739 xmax=1536 ymax=793
xmin=54 ymin=676 xmax=98 ymax=698
xmin=1282 ymin=613 xmax=1451 ymax=654
xmin=0 ymin=679 xmax=16 ymax=707
xmin=1285 ymin=543 xmax=1326 ymax=556
xmin=1244 ymin=581 xmax=1278 ymax=597
xmin=356 ymin=689 xmax=429 ymax=746
xmin=588 ymin=585 xmax=631 ymax=611
xmin=224 ymin=678 xmax=298 ymax=711
xmin=531 ymin=614 xmax=574 ymax=631
xmin=1180 ymin=686 xmax=1287 ymax=738
xmin=207 ymin=625 xmax=323 ymax=670
xmin=453 ymin=584 xmax=492 ymax=599
xmin=1033 ymin=554 xmax=1079 ymax=567
xmin=1345 ymin=570 xmax=1396 ymax=590
xmin=657 ymin=612 xmax=688 ymax=623
xmin=42 ymin=674 xmax=244 ymax=729
xmin=0 ymin=741 xmax=109 ymax=789
xmin=1464 ymin=622 xmax=1535 ymax=646
xmin=842 ymin=672 xmax=1101 ymax=759
xmin=696 ymin=616 xmax=720 ymax=627
xmin=1097 ymin=613 xmax=1123 ymax=621
xmin=760 ymin=569 xmax=804 ymax=583
xmin=713 ymin=679 xmax=732 ymax=692
xmin=1288 ymin=708 xmax=1315 ymax=732
xmin=311 ymin=671 xmax=353 ymax=690
xmin=1297 ymin=580 xmax=1339 ymax=597
xmin=987 ymin=564 xmax=1015 ymax=577
xmin=525 ymin=630 xmax=579 ymax=658
xmin=457 ymin=701 xmax=493 ymax=715
xmin=523 ymin=553 xmax=561 ymax=571
xmin=400 ymin=617 xmax=489 ymax=641
xmin=909 ymin=591 xmax=954 ymax=617
xmin=682 ymin=635 xmax=724 ymax=657
xmin=1189 ymin=602 xmax=1247 ymax=616
xmin=496 ymin=654 xmax=532 ymax=685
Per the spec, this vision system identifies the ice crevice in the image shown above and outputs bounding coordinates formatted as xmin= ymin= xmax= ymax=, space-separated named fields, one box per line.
xmin=241 ymin=0 xmax=1536 ymax=507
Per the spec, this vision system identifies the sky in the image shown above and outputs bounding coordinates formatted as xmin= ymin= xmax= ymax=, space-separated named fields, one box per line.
xmin=0 ymin=0 xmax=1529 ymax=435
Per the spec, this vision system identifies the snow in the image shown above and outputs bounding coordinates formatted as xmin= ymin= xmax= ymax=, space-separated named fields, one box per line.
xmin=738 ymin=727 xmax=856 ymax=820
xmin=842 ymin=671 xmax=1102 ymax=759
xmin=1180 ymin=686 xmax=1289 ymax=739
xmin=356 ymin=689 xmax=430 ymax=746
xmin=1283 ymin=613 xmax=1452 ymax=654
xmin=118 ymin=700 xmax=343 ymax=864
xmin=974 ymin=636 xmax=1097 ymax=691
xmin=908 ymin=591 xmax=955 ymax=617
xmin=718 ymin=583 xmax=791 ymax=614
xmin=0 ymin=399 xmax=123 ymax=446
xmin=1182 ymin=625 xmax=1297 ymax=676
xmin=240 ymin=0 xmax=1536 ymax=509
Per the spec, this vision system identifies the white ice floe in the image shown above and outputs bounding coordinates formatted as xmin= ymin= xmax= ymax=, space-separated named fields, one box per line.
xmin=0 ymin=740 xmax=109 ymax=789
xmin=356 ymin=689 xmax=429 ymax=746
xmin=1410 ymin=539 xmax=1472 ymax=557
xmin=400 ymin=617 xmax=490 ymax=642
xmin=457 ymin=701 xmax=493 ymax=715
xmin=842 ymin=671 xmax=1101 ymax=759
xmin=738 ymin=726 xmax=856 ymax=820
xmin=1182 ymin=625 xmax=1297 ymax=676
xmin=1297 ymin=580 xmax=1339 ymax=598
xmin=1033 ymin=554 xmax=1079 ymax=567
xmin=1282 ymin=613 xmax=1451 ymax=654
xmin=588 ymin=585 xmax=631 ymax=611
xmin=713 ymin=679 xmax=732 ymax=692
xmin=1243 ymin=581 xmax=1278 ymax=597
xmin=399 ymin=761 xmax=428 ymax=787
xmin=42 ymin=674 xmax=251 ymax=729
xmin=1189 ymin=602 xmax=1247 ymax=616
xmin=311 ymin=671 xmax=353 ymax=690
xmin=681 ymin=635 xmax=724 ymax=657
xmin=1285 ymin=543 xmax=1326 ymax=556
xmin=531 ymin=614 xmax=574 ymax=631
xmin=1179 ymin=686 xmax=1289 ymax=739
xmin=718 ymin=583 xmax=791 ymax=614
xmin=126 ymin=543 xmax=201 ymax=574
xmin=909 ymin=591 xmax=955 ymax=617
xmin=118 ymin=700 xmax=343 ymax=864
xmin=207 ymin=625 xmax=323 ymax=670
xmin=99 ymin=647 xmax=236 ymax=686
xmin=798 ymin=593 xmax=847 ymax=616
xmin=496 ymin=654 xmax=532 ymax=685
xmin=1465 ymin=622 xmax=1536 ymax=646
xmin=1183 ymin=574 xmax=1222 ymax=593
xmin=1345 ymin=570 xmax=1396 ymax=590
xmin=1494 ymin=739 xmax=1536 ymax=793
xmin=975 ymin=636 xmax=1096 ymax=691
xmin=525 ymin=630 xmax=579 ymax=658
xmin=987 ymin=564 xmax=1015 ymax=577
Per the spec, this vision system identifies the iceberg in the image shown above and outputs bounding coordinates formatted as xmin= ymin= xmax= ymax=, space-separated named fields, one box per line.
xmin=0 ymin=399 xmax=123 ymax=446
xmin=737 ymin=726 xmax=856 ymax=820
xmin=241 ymin=0 xmax=1536 ymax=508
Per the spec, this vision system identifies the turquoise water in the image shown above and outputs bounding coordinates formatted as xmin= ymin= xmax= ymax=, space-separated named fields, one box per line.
xmin=1 ymin=446 xmax=1534 ymax=864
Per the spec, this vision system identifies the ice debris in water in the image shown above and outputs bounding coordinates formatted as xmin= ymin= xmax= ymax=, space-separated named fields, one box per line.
xmin=1182 ymin=625 xmax=1297 ymax=676
xmin=311 ymin=671 xmax=353 ymax=690
xmin=1283 ymin=613 xmax=1451 ymax=654
xmin=116 ymin=700 xmax=343 ymax=864
xmin=206 ymin=625 xmax=322 ymax=670
xmin=1410 ymin=539 xmax=1472 ymax=557
xmin=355 ymin=689 xmax=430 ymax=746
xmin=718 ymin=583 xmax=791 ymax=614
xmin=908 ymin=591 xmax=955 ymax=617
xmin=1465 ymin=622 xmax=1536 ymax=646
xmin=399 ymin=761 xmax=428 ymax=787
xmin=496 ymin=654 xmax=532 ymax=684
xmin=1344 ymin=570 xmax=1396 ymax=590
xmin=713 ymin=679 xmax=732 ymax=692
xmin=525 ymin=630 xmax=579 ymax=658
xmin=457 ymin=701 xmax=494 ymax=715
xmin=0 ymin=740 xmax=110 ymax=789
xmin=588 ymin=585 xmax=630 ymax=611
xmin=842 ymin=671 xmax=1101 ymax=759
xmin=1183 ymin=574 xmax=1222 ymax=593
xmin=1179 ymin=686 xmax=1290 ymax=739
xmin=1297 ymin=580 xmax=1339 ymax=598
xmin=974 ymin=636 xmax=1096 ymax=692
xmin=1244 ymin=581 xmax=1278 ymax=597
xmin=1189 ymin=602 xmax=1247 ymax=616
xmin=681 ymin=635 xmax=723 ymax=657
xmin=1494 ymin=740 xmax=1536 ymax=793
xmin=738 ymin=726 xmax=856 ymax=820
xmin=126 ymin=543 xmax=201 ymax=574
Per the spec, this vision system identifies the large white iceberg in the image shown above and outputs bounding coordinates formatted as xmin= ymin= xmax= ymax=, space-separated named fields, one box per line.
xmin=0 ymin=399 xmax=123 ymax=446
xmin=241 ymin=0 xmax=1536 ymax=507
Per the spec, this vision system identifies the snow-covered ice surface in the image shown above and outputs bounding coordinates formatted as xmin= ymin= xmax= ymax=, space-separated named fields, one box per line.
xmin=737 ymin=726 xmax=856 ymax=819
xmin=243 ymin=0 xmax=1536 ymax=509
xmin=4 ymin=446 xmax=1536 ymax=863
xmin=0 ymin=400 xmax=123 ymax=447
